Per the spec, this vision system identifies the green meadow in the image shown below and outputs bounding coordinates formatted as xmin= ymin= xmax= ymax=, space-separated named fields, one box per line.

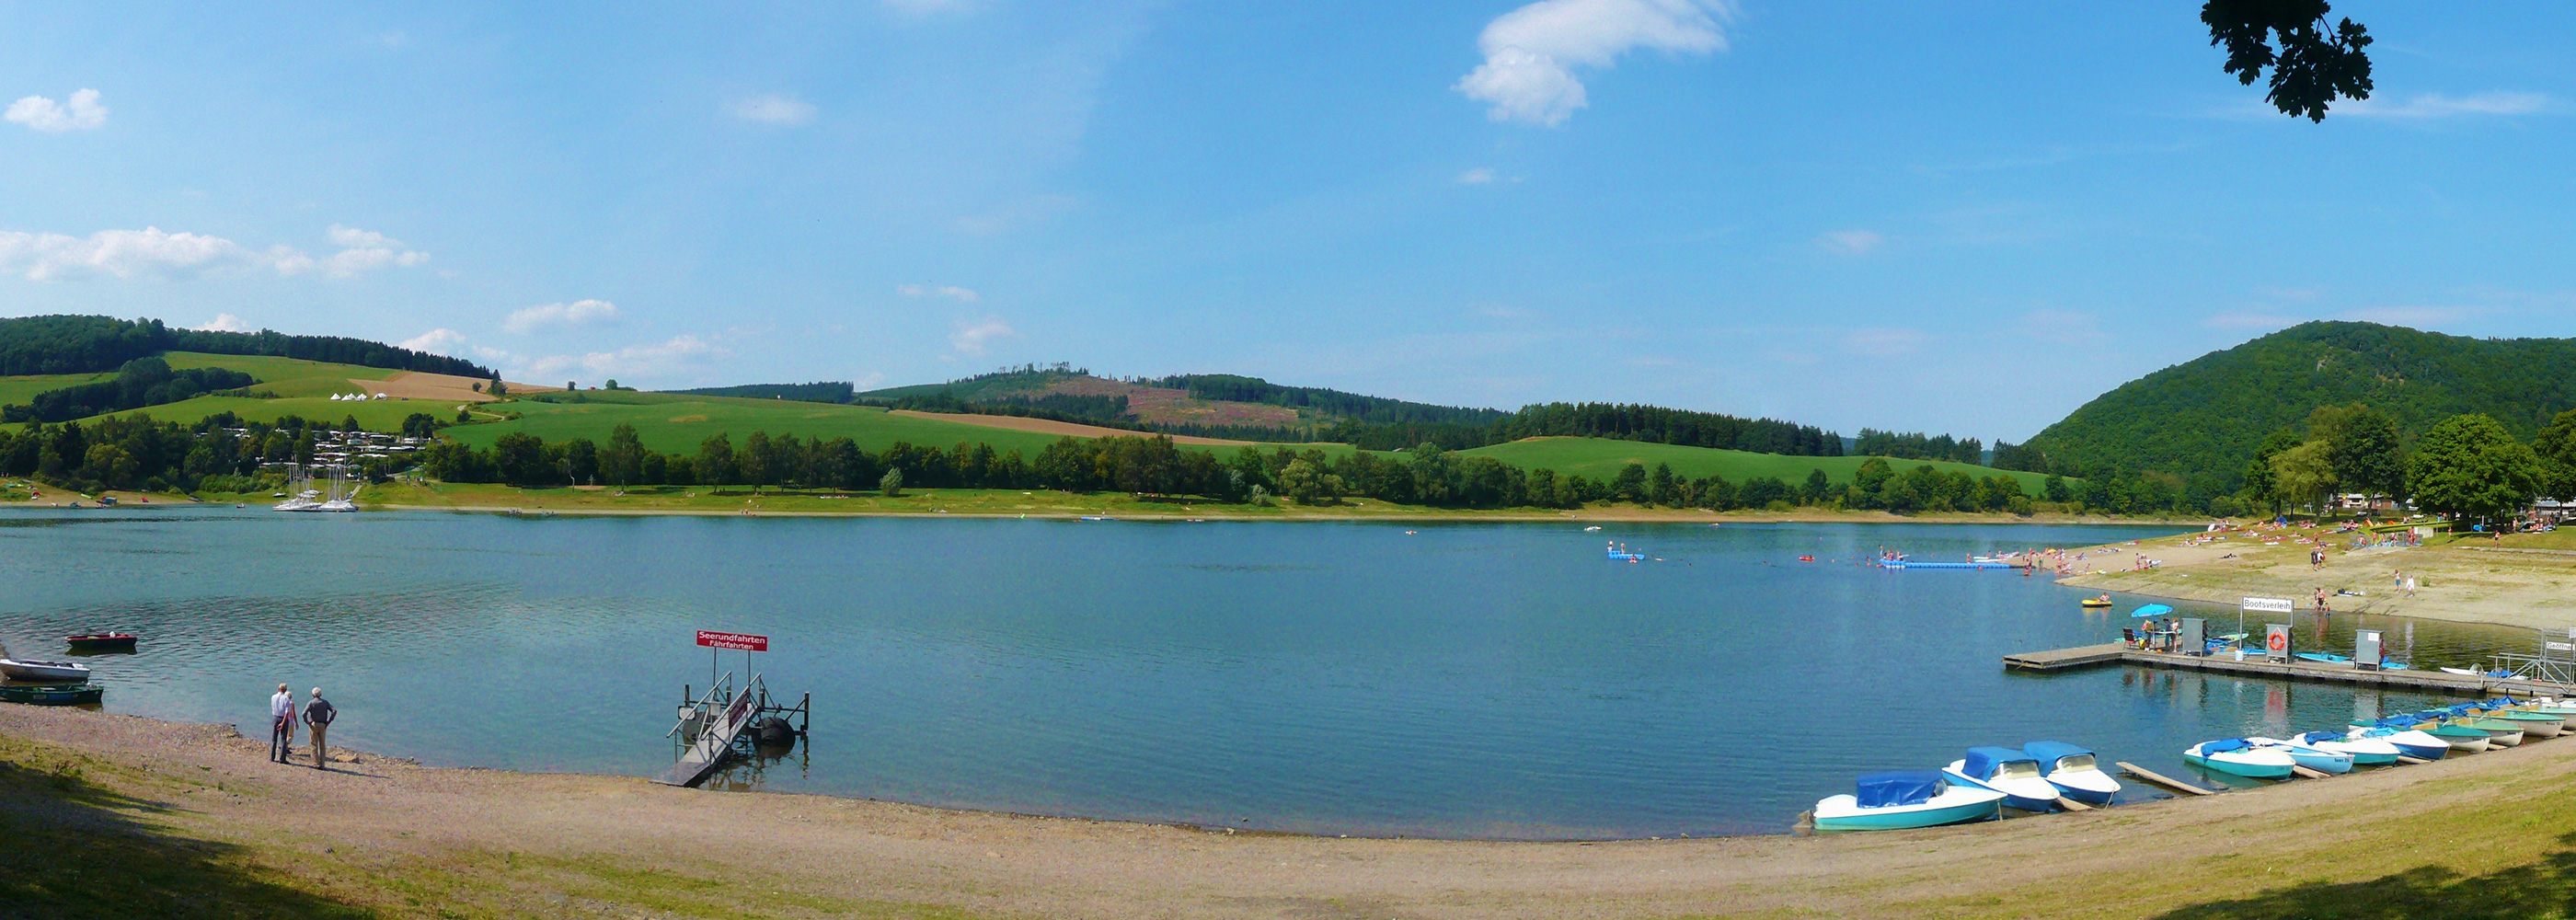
xmin=0 ymin=371 xmax=115 ymax=409
xmin=1461 ymin=437 xmax=2060 ymax=489
xmin=444 ymin=397 xmax=1083 ymax=455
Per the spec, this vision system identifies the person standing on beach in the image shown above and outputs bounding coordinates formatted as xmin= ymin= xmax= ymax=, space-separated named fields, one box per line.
xmin=302 ymin=687 xmax=338 ymax=769
xmin=269 ymin=683 xmax=296 ymax=763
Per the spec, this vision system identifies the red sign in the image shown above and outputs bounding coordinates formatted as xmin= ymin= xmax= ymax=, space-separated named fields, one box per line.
xmin=696 ymin=630 xmax=769 ymax=651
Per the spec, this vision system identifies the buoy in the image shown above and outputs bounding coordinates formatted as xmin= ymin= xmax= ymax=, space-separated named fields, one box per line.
xmin=754 ymin=716 xmax=798 ymax=748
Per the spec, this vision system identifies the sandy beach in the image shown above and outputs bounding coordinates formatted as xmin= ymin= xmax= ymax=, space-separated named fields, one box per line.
xmin=12 ymin=701 xmax=2576 ymax=918
xmin=2045 ymin=524 xmax=2576 ymax=633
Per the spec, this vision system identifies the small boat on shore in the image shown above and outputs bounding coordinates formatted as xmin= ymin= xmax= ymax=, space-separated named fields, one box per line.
xmin=1943 ymin=747 xmax=2063 ymax=811
xmin=2294 ymin=730 xmax=2400 ymax=766
xmin=64 ymin=632 xmax=138 ymax=651
xmin=2487 ymin=710 xmax=2566 ymax=737
xmin=0 ymin=684 xmax=103 ymax=706
xmin=2460 ymin=719 xmax=2525 ymax=747
xmin=2183 ymin=739 xmax=2296 ymax=778
xmin=0 ymin=658 xmax=92 ymax=683
xmin=2021 ymin=741 xmax=2119 ymax=805
xmin=2350 ymin=728 xmax=2447 ymax=761
xmin=2247 ymin=737 xmax=2354 ymax=774
xmin=2423 ymin=724 xmax=2494 ymax=752
xmin=1811 ymin=771 xmax=2006 ymax=831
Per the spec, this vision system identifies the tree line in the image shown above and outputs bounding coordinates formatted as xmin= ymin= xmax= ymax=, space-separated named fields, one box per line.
xmin=2 ymin=356 xmax=254 ymax=423
xmin=2235 ymin=403 xmax=2576 ymax=524
xmin=0 ymin=315 xmax=492 ymax=377
xmin=0 ymin=411 xmax=431 ymax=495
xmin=1851 ymin=429 xmax=1984 ymax=465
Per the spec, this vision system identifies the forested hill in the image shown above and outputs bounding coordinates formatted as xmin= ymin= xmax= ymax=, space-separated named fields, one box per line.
xmin=0 ymin=315 xmax=493 ymax=378
xmin=2010 ymin=321 xmax=2576 ymax=489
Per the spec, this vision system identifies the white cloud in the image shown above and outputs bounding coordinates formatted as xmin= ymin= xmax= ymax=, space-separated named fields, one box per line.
xmin=194 ymin=313 xmax=249 ymax=332
xmin=400 ymin=328 xmax=468 ymax=355
xmin=1456 ymin=167 xmax=1500 ymax=185
xmin=1843 ymin=328 xmax=1923 ymax=357
xmin=0 ymin=226 xmax=276 ymax=281
xmin=729 ymin=95 xmax=816 ymax=125
xmin=949 ymin=316 xmax=1017 ymax=354
xmin=311 ymin=224 xmax=430 ymax=278
xmin=1818 ymin=229 xmax=1882 ymax=255
xmin=898 ymin=283 xmax=980 ymax=303
xmin=6 ymin=88 xmax=108 ymax=132
xmin=503 ymin=299 xmax=623 ymax=334
xmin=1455 ymin=0 xmax=1734 ymax=127
xmin=2340 ymin=92 xmax=2554 ymax=120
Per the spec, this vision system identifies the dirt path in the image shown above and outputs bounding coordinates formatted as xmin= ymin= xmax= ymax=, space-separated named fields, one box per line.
xmin=10 ymin=704 xmax=2576 ymax=918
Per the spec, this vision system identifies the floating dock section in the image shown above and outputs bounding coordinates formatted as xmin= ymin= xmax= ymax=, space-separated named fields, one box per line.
xmin=2004 ymin=642 xmax=2576 ymax=697
xmin=1880 ymin=560 xmax=2018 ymax=570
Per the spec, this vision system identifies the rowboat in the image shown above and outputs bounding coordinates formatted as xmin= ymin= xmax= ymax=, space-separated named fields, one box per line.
xmin=64 ymin=632 xmax=138 ymax=651
xmin=0 ymin=684 xmax=103 ymax=706
xmin=0 ymin=658 xmax=91 ymax=683
xmin=2182 ymin=739 xmax=2296 ymax=778
xmin=2486 ymin=711 xmax=2566 ymax=737
xmin=2460 ymin=719 xmax=2525 ymax=747
xmin=1943 ymin=747 xmax=2064 ymax=811
xmin=2294 ymin=730 xmax=2401 ymax=766
xmin=2423 ymin=724 xmax=2494 ymax=752
xmin=2021 ymin=741 xmax=2120 ymax=805
xmin=2080 ymin=595 xmax=2113 ymax=608
xmin=1811 ymin=771 xmax=2006 ymax=831
xmin=2246 ymin=737 xmax=2354 ymax=774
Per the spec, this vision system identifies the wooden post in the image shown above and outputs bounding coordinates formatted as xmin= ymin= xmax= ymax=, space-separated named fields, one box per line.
xmin=2396 ymin=755 xmax=2432 ymax=765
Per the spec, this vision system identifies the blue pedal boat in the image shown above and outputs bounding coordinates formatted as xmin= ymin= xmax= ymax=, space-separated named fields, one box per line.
xmin=1811 ymin=771 xmax=2005 ymax=831
xmin=1943 ymin=746 xmax=2064 ymax=811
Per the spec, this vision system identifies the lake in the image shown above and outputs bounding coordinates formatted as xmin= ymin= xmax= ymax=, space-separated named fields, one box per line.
xmin=0 ymin=507 xmax=2547 ymax=838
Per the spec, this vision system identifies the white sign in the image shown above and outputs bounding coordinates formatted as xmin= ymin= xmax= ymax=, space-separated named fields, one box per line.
xmin=2242 ymin=596 xmax=2295 ymax=614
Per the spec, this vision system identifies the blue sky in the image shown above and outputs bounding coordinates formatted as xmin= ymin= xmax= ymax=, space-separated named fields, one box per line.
xmin=3 ymin=3 xmax=2570 ymax=443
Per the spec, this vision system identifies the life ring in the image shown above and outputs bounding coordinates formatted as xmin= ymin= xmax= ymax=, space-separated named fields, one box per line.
xmin=2266 ymin=633 xmax=2287 ymax=652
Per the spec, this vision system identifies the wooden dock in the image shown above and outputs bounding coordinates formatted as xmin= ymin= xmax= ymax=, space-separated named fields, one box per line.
xmin=2003 ymin=643 xmax=2576 ymax=697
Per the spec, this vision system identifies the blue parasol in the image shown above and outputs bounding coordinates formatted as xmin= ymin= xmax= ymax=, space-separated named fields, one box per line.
xmin=2130 ymin=603 xmax=2174 ymax=618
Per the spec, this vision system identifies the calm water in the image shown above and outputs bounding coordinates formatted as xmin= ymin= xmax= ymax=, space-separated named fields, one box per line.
xmin=0 ymin=507 xmax=2551 ymax=838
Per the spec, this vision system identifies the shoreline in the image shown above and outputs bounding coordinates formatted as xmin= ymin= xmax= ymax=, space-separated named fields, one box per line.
xmin=13 ymin=702 xmax=2576 ymax=917
xmin=2044 ymin=523 xmax=2576 ymax=635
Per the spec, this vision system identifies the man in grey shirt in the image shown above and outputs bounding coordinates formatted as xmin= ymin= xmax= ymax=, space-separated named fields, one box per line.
xmin=269 ymin=683 xmax=296 ymax=763
xmin=303 ymin=687 xmax=338 ymax=769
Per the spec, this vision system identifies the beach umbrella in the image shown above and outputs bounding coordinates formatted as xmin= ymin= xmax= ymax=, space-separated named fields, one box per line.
xmin=2130 ymin=604 xmax=2174 ymax=618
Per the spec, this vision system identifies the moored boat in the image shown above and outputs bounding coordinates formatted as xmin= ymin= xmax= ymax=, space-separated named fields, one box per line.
xmin=2352 ymin=728 xmax=2447 ymax=761
xmin=64 ymin=632 xmax=138 ymax=651
xmin=1811 ymin=771 xmax=2007 ymax=831
xmin=2021 ymin=741 xmax=2119 ymax=805
xmin=0 ymin=683 xmax=103 ymax=706
xmin=2461 ymin=719 xmax=2525 ymax=747
xmin=2424 ymin=724 xmax=2493 ymax=752
xmin=2247 ymin=736 xmax=2355 ymax=774
xmin=1943 ymin=746 xmax=2064 ymax=811
xmin=2296 ymin=730 xmax=2401 ymax=766
xmin=2183 ymin=739 xmax=2296 ymax=779
xmin=2486 ymin=710 xmax=2566 ymax=737
xmin=0 ymin=658 xmax=92 ymax=683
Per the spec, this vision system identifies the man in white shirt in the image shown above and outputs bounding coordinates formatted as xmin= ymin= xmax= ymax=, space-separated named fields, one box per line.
xmin=269 ymin=683 xmax=296 ymax=763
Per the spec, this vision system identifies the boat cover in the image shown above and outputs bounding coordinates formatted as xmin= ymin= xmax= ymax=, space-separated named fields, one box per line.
xmin=2197 ymin=739 xmax=2252 ymax=754
xmin=2021 ymin=741 xmax=2093 ymax=765
xmin=1962 ymin=746 xmax=2036 ymax=779
xmin=2129 ymin=604 xmax=2175 ymax=618
xmin=1856 ymin=770 xmax=1942 ymax=808
xmin=2296 ymin=730 xmax=2344 ymax=745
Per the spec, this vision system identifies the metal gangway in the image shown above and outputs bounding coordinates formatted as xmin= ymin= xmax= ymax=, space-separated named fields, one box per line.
xmin=653 ymin=672 xmax=808 ymax=788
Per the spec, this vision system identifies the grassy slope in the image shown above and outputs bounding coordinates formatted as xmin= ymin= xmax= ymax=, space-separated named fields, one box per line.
xmin=9 ymin=352 xmax=427 ymax=432
xmin=0 ymin=370 xmax=114 ymax=408
xmin=443 ymin=397 xmax=1081 ymax=455
xmin=1462 ymin=437 xmax=2057 ymax=489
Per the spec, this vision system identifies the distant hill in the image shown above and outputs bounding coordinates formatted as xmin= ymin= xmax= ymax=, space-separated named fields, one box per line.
xmin=851 ymin=366 xmax=1850 ymax=455
xmin=2013 ymin=321 xmax=2576 ymax=489
xmin=0 ymin=315 xmax=492 ymax=379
